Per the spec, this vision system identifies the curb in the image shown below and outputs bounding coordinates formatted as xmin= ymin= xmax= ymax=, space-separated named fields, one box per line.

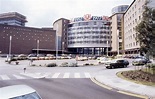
xmin=91 ymin=77 xmax=148 ymax=99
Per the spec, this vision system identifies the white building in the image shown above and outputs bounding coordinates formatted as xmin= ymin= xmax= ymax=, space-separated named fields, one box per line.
xmin=68 ymin=14 xmax=111 ymax=55
xmin=123 ymin=0 xmax=155 ymax=54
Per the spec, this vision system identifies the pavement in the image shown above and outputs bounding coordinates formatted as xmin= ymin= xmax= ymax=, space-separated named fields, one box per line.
xmin=94 ymin=68 xmax=155 ymax=99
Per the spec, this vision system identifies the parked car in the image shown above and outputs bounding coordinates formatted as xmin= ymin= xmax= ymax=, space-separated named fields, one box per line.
xmin=17 ymin=54 xmax=27 ymax=60
xmin=105 ymin=59 xmax=129 ymax=69
xmin=0 ymin=85 xmax=42 ymax=99
xmin=98 ymin=57 xmax=112 ymax=64
xmin=76 ymin=56 xmax=88 ymax=61
xmin=132 ymin=56 xmax=152 ymax=66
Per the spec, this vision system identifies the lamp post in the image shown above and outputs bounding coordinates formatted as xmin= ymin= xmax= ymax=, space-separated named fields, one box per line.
xmin=117 ymin=30 xmax=120 ymax=55
xmin=62 ymin=42 xmax=64 ymax=55
xmin=56 ymin=24 xmax=58 ymax=63
xmin=9 ymin=36 xmax=12 ymax=57
xmin=37 ymin=40 xmax=39 ymax=57
xmin=107 ymin=41 xmax=108 ymax=57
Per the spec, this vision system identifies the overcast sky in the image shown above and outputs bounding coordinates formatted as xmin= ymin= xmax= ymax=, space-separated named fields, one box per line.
xmin=0 ymin=0 xmax=133 ymax=28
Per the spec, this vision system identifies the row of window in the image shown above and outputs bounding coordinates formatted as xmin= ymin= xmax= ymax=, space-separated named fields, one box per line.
xmin=68 ymin=26 xmax=110 ymax=30
xmin=68 ymin=40 xmax=110 ymax=44
xmin=68 ymin=35 xmax=111 ymax=40
xmin=68 ymin=31 xmax=111 ymax=36
xmin=3 ymin=27 xmax=44 ymax=33
xmin=70 ymin=21 xmax=110 ymax=27
xmin=2 ymin=30 xmax=52 ymax=37
xmin=126 ymin=42 xmax=139 ymax=48
xmin=1 ymin=36 xmax=51 ymax=42
xmin=125 ymin=33 xmax=136 ymax=40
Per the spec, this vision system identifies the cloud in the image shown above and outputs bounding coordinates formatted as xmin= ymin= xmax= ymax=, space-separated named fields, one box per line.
xmin=0 ymin=0 xmax=133 ymax=28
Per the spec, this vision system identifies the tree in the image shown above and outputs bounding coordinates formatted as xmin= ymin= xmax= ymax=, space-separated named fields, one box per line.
xmin=135 ymin=0 xmax=155 ymax=58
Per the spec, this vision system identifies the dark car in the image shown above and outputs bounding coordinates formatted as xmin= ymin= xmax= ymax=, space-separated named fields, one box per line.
xmin=105 ymin=59 xmax=129 ymax=69
xmin=132 ymin=57 xmax=151 ymax=66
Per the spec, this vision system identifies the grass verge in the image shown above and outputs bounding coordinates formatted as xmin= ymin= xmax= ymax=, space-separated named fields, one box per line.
xmin=117 ymin=70 xmax=155 ymax=87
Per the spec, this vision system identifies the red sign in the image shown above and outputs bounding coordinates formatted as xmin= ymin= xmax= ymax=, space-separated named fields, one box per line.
xmin=83 ymin=14 xmax=92 ymax=21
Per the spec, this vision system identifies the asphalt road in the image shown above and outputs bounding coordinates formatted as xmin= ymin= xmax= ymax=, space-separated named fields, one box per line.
xmin=0 ymin=78 xmax=142 ymax=99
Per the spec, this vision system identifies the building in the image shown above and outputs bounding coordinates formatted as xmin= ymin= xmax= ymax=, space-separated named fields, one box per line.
xmin=123 ymin=0 xmax=155 ymax=55
xmin=67 ymin=14 xmax=111 ymax=55
xmin=0 ymin=12 xmax=56 ymax=55
xmin=0 ymin=24 xmax=56 ymax=54
xmin=110 ymin=5 xmax=129 ymax=55
xmin=112 ymin=5 xmax=129 ymax=15
xmin=53 ymin=18 xmax=70 ymax=54
xmin=0 ymin=12 xmax=27 ymax=26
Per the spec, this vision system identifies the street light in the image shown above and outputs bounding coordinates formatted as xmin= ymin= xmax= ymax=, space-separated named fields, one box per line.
xmin=37 ymin=40 xmax=39 ymax=57
xmin=107 ymin=41 xmax=108 ymax=57
xmin=117 ymin=30 xmax=120 ymax=55
xmin=62 ymin=42 xmax=64 ymax=55
xmin=56 ymin=24 xmax=58 ymax=63
xmin=9 ymin=36 xmax=12 ymax=57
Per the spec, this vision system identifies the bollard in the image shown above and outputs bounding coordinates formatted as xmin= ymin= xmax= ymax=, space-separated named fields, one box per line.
xmin=24 ymin=68 xmax=26 ymax=73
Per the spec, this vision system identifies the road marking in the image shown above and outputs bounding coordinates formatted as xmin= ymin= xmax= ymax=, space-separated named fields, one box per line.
xmin=84 ymin=72 xmax=91 ymax=78
xmin=63 ymin=73 xmax=70 ymax=78
xmin=0 ymin=75 xmax=10 ymax=80
xmin=20 ymin=73 xmax=41 ymax=78
xmin=52 ymin=73 xmax=60 ymax=78
xmin=74 ymin=73 xmax=80 ymax=78
xmin=13 ymin=74 xmax=26 ymax=79
xmin=91 ymin=77 xmax=112 ymax=90
xmin=118 ymin=91 xmax=148 ymax=99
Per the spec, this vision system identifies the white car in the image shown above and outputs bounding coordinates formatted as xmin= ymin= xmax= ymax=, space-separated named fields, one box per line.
xmin=98 ymin=58 xmax=112 ymax=64
xmin=0 ymin=85 xmax=42 ymax=99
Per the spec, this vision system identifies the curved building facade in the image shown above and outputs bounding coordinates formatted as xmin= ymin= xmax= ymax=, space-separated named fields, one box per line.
xmin=112 ymin=5 xmax=129 ymax=15
xmin=68 ymin=14 xmax=111 ymax=55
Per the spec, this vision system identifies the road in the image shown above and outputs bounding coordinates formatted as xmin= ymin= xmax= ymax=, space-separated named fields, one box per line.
xmin=0 ymin=58 xmax=142 ymax=99
xmin=0 ymin=78 xmax=142 ymax=99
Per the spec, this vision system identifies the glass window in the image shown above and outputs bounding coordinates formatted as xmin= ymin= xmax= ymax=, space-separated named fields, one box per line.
xmin=10 ymin=92 xmax=41 ymax=99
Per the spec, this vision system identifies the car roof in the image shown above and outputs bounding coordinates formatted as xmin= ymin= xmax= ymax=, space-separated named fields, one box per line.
xmin=114 ymin=58 xmax=126 ymax=60
xmin=0 ymin=85 xmax=36 ymax=99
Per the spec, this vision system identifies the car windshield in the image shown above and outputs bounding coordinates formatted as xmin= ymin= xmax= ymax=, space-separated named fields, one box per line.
xmin=111 ymin=59 xmax=117 ymax=63
xmin=10 ymin=92 xmax=41 ymax=99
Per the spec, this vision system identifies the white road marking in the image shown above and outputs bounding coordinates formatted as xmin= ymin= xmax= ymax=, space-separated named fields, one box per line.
xmin=74 ymin=73 xmax=80 ymax=78
xmin=13 ymin=74 xmax=26 ymax=79
xmin=0 ymin=75 xmax=10 ymax=80
xmin=52 ymin=73 xmax=60 ymax=78
xmin=20 ymin=73 xmax=41 ymax=78
xmin=63 ymin=73 xmax=70 ymax=78
xmin=84 ymin=72 xmax=91 ymax=78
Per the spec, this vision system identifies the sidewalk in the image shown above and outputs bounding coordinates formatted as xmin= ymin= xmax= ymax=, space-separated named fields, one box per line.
xmin=95 ymin=68 xmax=155 ymax=98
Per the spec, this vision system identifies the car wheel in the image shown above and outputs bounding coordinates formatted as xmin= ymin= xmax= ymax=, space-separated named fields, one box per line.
xmin=111 ymin=66 xmax=114 ymax=69
xmin=124 ymin=65 xmax=127 ymax=68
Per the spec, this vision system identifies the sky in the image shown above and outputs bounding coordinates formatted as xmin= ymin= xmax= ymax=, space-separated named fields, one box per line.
xmin=0 ymin=0 xmax=133 ymax=28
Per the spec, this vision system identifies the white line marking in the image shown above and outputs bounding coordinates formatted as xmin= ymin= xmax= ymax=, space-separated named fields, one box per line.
xmin=20 ymin=73 xmax=41 ymax=78
xmin=0 ymin=75 xmax=10 ymax=80
xmin=84 ymin=72 xmax=91 ymax=78
xmin=63 ymin=73 xmax=70 ymax=78
xmin=52 ymin=73 xmax=60 ymax=78
xmin=13 ymin=74 xmax=26 ymax=79
xmin=74 ymin=73 xmax=80 ymax=78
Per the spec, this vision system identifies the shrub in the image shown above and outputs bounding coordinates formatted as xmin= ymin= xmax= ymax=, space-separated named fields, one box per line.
xmin=32 ymin=64 xmax=36 ymax=66
xmin=68 ymin=62 xmax=78 ymax=67
xmin=83 ymin=63 xmax=90 ymax=66
xmin=145 ymin=63 xmax=155 ymax=74
xmin=46 ymin=63 xmax=57 ymax=67
xmin=146 ymin=63 xmax=155 ymax=68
